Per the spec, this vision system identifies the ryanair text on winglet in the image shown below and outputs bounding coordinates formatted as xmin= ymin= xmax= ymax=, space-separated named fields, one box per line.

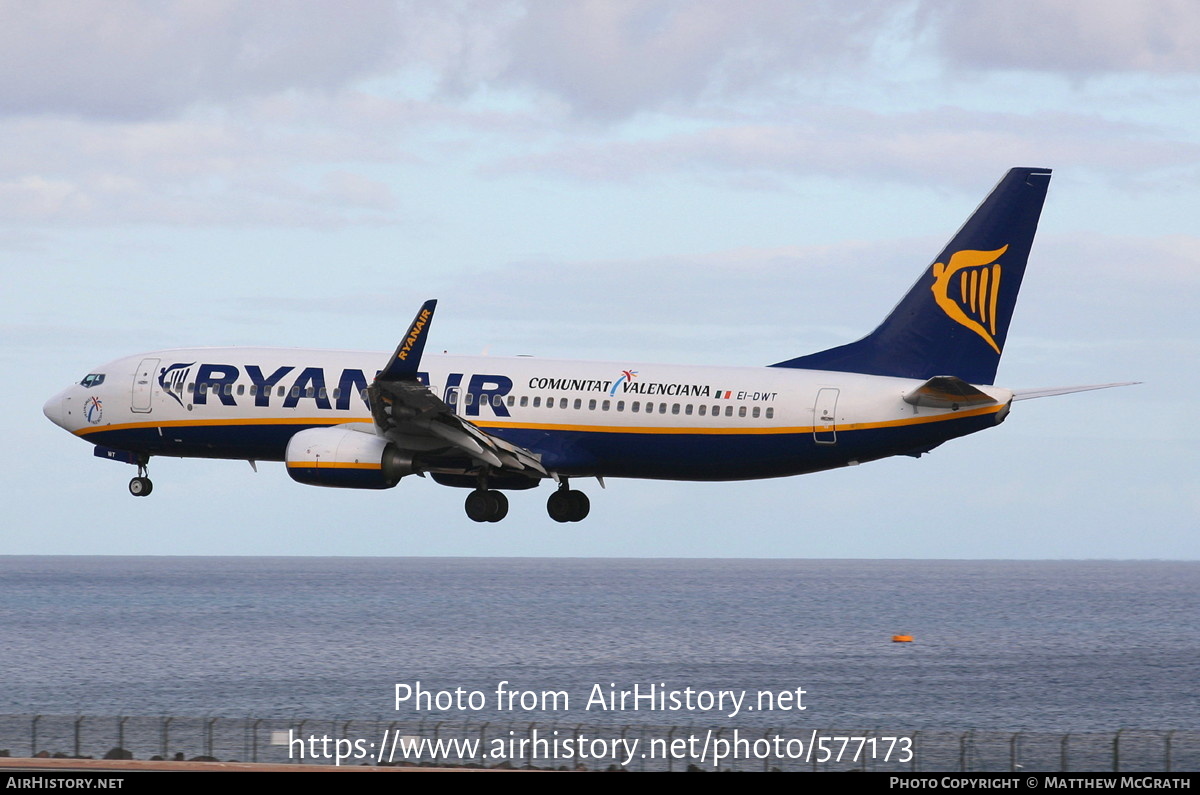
xmin=398 ymin=309 xmax=432 ymax=361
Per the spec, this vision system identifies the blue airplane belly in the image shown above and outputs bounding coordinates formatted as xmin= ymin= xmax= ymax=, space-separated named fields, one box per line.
xmin=486 ymin=412 xmax=998 ymax=480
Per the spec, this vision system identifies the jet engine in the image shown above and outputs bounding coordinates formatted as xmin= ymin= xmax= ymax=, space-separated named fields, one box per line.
xmin=285 ymin=426 xmax=415 ymax=489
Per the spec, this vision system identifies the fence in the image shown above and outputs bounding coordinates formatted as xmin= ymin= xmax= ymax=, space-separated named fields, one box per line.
xmin=0 ymin=714 xmax=1194 ymax=772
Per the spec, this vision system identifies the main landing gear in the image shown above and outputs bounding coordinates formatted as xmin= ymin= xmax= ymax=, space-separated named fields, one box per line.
xmin=462 ymin=477 xmax=590 ymax=522
xmin=547 ymin=481 xmax=589 ymax=523
xmin=465 ymin=489 xmax=509 ymax=523
xmin=128 ymin=457 xmax=153 ymax=497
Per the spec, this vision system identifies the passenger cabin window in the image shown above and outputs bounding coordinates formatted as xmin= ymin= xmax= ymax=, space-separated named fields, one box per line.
xmin=752 ymin=407 xmax=760 ymax=418
xmin=533 ymin=397 xmax=541 ymax=408
xmin=766 ymin=407 xmax=774 ymax=419
xmin=520 ymin=396 xmax=528 ymax=408
xmin=738 ymin=406 xmax=747 ymax=418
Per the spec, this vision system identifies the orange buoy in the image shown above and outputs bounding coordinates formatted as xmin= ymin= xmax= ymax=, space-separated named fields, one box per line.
xmin=891 ymin=635 xmax=913 ymax=643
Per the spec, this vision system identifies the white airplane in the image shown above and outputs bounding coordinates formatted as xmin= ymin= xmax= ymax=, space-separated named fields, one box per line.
xmin=43 ymin=167 xmax=1131 ymax=522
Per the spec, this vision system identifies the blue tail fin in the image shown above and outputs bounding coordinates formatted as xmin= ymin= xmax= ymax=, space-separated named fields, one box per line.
xmin=772 ymin=167 xmax=1051 ymax=385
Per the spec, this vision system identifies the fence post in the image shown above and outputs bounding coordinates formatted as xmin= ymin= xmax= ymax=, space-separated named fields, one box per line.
xmin=250 ymin=718 xmax=262 ymax=763
xmin=30 ymin=715 xmax=40 ymax=758
xmin=205 ymin=717 xmax=216 ymax=758
xmin=161 ymin=716 xmax=172 ymax=760
xmin=74 ymin=716 xmax=84 ymax=759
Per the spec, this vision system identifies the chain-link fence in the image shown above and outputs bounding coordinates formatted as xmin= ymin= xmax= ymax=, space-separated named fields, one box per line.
xmin=0 ymin=714 xmax=1193 ymax=772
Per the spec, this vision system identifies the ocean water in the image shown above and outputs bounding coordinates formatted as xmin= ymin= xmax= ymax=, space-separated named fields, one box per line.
xmin=0 ymin=557 xmax=1196 ymax=733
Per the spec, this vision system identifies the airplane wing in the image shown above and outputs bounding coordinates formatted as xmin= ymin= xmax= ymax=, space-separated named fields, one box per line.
xmin=366 ymin=300 xmax=547 ymax=478
xmin=1011 ymin=382 xmax=1140 ymax=401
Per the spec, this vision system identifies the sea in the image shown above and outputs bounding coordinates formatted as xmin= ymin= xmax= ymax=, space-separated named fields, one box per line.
xmin=1 ymin=556 xmax=1195 ymax=735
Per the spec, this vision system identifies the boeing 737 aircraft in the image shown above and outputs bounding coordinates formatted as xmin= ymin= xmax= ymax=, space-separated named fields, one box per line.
xmin=43 ymin=168 xmax=1130 ymax=522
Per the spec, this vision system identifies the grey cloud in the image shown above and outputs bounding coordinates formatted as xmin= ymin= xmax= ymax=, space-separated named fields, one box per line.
xmin=0 ymin=1 xmax=403 ymax=120
xmin=447 ymin=0 xmax=897 ymax=120
xmin=919 ymin=0 xmax=1200 ymax=74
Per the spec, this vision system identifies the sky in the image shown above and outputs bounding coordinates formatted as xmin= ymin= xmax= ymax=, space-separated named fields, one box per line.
xmin=4 ymin=0 xmax=1198 ymax=558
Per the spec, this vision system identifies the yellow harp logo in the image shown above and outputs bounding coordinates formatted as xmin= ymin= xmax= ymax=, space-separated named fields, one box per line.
xmin=930 ymin=245 xmax=1008 ymax=354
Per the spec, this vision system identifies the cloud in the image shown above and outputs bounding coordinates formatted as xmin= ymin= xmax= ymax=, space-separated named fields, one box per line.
xmin=0 ymin=113 xmax=411 ymax=226
xmin=0 ymin=1 xmax=403 ymax=120
xmin=919 ymin=0 xmax=1200 ymax=74
xmin=486 ymin=107 xmax=1200 ymax=188
xmin=492 ymin=0 xmax=895 ymax=120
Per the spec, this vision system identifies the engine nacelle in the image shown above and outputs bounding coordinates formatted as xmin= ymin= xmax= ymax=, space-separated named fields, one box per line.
xmin=285 ymin=426 xmax=415 ymax=489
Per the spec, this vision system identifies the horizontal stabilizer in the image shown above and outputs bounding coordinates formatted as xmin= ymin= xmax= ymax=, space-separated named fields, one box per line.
xmin=1011 ymin=382 xmax=1140 ymax=401
xmin=903 ymin=376 xmax=998 ymax=409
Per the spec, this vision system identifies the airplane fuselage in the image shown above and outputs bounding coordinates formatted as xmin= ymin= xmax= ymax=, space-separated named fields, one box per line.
xmin=45 ymin=347 xmax=1012 ymax=482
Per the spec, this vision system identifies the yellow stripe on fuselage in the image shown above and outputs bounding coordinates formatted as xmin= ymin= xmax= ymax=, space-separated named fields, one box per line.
xmin=76 ymin=403 xmax=1002 ymax=439
xmin=286 ymin=461 xmax=381 ymax=470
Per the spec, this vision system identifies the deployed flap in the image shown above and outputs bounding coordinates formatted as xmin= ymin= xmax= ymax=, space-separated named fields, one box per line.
xmin=1012 ymin=382 xmax=1139 ymax=401
xmin=367 ymin=300 xmax=547 ymax=478
xmin=903 ymin=376 xmax=999 ymax=409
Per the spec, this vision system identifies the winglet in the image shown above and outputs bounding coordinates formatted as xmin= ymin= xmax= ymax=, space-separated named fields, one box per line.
xmin=379 ymin=299 xmax=437 ymax=381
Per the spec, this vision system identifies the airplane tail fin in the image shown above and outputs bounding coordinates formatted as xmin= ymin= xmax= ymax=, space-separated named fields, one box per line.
xmin=771 ymin=167 xmax=1052 ymax=385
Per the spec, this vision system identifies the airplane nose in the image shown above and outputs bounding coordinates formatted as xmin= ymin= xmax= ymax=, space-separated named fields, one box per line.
xmin=43 ymin=393 xmax=65 ymax=428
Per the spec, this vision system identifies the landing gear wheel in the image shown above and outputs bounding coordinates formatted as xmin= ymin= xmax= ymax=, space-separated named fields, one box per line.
xmin=465 ymin=489 xmax=508 ymax=522
xmin=486 ymin=491 xmax=508 ymax=523
xmin=547 ymin=489 xmax=572 ymax=522
xmin=129 ymin=476 xmax=153 ymax=497
xmin=567 ymin=489 xmax=589 ymax=521
xmin=547 ymin=488 xmax=589 ymax=522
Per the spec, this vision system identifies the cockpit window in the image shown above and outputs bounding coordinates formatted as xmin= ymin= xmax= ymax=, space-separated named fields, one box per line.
xmin=80 ymin=374 xmax=105 ymax=388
